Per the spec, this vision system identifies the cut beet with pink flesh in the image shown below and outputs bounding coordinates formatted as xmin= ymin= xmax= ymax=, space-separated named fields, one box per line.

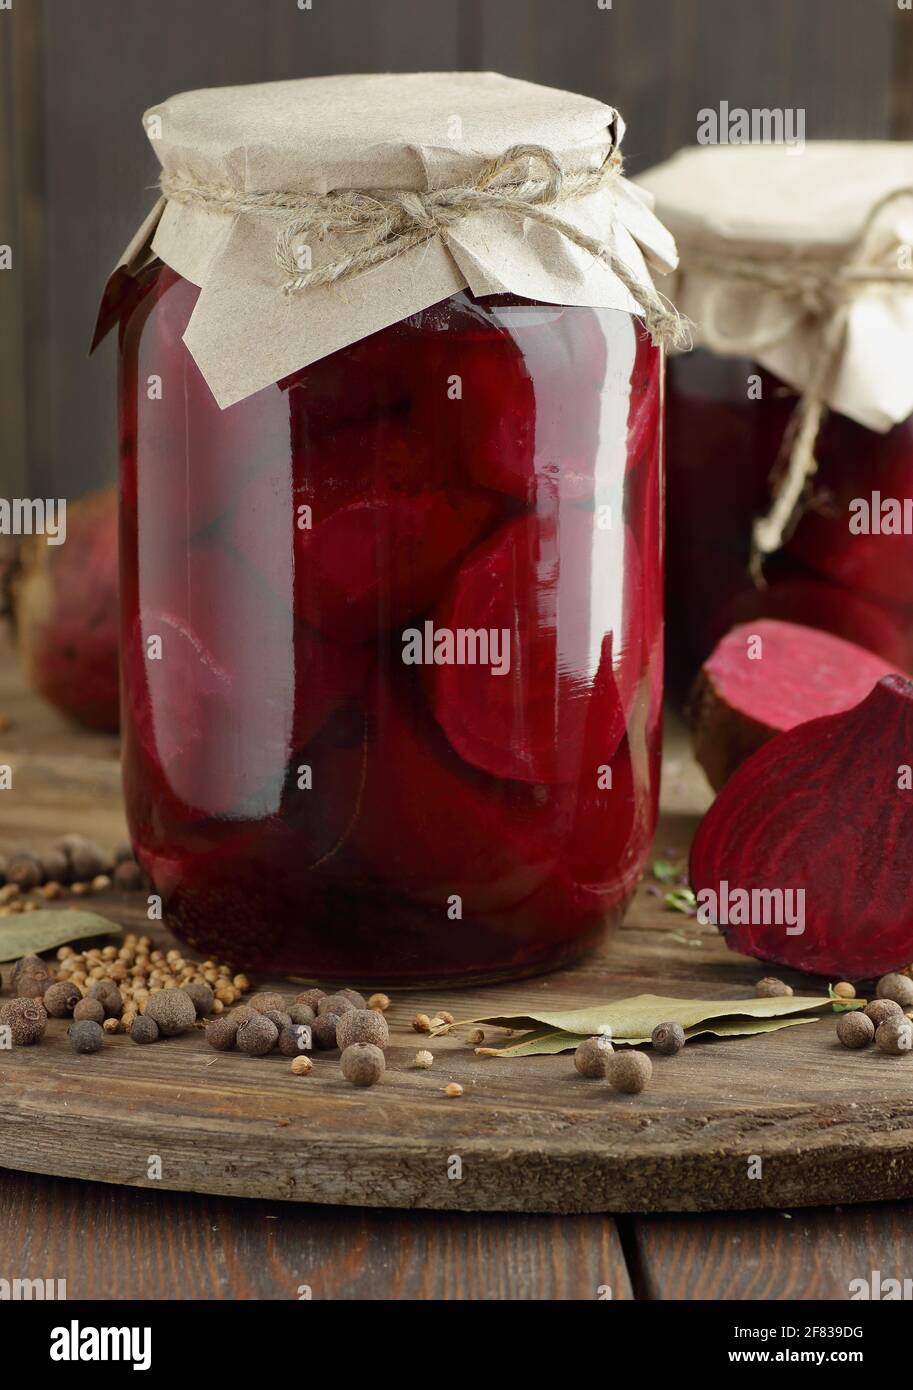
xmin=690 ymin=619 xmax=905 ymax=790
xmin=426 ymin=511 xmax=642 ymax=783
xmin=689 ymin=673 xmax=913 ymax=977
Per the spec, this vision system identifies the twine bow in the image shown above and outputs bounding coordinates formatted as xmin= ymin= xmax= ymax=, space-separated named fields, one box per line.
xmin=685 ymin=186 xmax=913 ymax=574
xmin=160 ymin=145 xmax=689 ymax=351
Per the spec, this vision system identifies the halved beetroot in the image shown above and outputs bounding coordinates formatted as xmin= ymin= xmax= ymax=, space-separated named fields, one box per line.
xmin=690 ymin=619 xmax=905 ymax=789
xmin=351 ymin=674 xmax=557 ymax=913
xmin=690 ymin=674 xmax=913 ymax=977
xmin=426 ymin=510 xmax=642 ymax=783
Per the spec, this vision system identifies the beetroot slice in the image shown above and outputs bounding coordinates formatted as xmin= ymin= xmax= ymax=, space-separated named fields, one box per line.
xmin=690 ymin=673 xmax=913 ymax=978
xmin=690 ymin=619 xmax=904 ymax=790
xmin=426 ymin=511 xmax=642 ymax=783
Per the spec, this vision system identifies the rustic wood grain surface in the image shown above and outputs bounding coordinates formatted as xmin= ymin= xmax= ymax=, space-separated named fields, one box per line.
xmin=2 ymin=638 xmax=913 ymax=1219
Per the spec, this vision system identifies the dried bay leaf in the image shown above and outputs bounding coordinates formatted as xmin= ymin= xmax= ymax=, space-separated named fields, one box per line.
xmin=0 ymin=910 xmax=121 ymax=962
xmin=451 ymin=992 xmax=832 ymax=1039
xmin=484 ymin=1015 xmax=820 ymax=1057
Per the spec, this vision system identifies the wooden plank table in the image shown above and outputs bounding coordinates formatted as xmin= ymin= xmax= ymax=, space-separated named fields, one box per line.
xmin=1 ymin=635 xmax=912 ymax=1299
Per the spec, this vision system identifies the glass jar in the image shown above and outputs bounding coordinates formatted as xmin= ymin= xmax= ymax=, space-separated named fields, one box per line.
xmin=666 ymin=349 xmax=913 ymax=699
xmin=118 ymin=264 xmax=662 ymax=983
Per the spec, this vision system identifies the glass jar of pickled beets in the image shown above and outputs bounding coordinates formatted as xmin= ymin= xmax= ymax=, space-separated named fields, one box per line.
xmin=118 ymin=264 xmax=662 ymax=983
xmin=665 ymin=350 xmax=913 ymax=698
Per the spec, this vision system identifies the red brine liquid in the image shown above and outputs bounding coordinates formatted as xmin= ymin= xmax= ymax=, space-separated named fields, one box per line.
xmin=118 ymin=266 xmax=663 ymax=982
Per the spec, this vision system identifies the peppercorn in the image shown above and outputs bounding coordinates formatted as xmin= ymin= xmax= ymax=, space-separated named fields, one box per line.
xmin=113 ymin=859 xmax=144 ymax=891
xmin=182 ymin=981 xmax=215 ymax=1018
xmin=876 ymin=973 xmax=913 ymax=1008
xmin=832 ymin=981 xmax=856 ymax=1000
xmin=836 ymin=1011 xmax=875 ymax=1049
xmin=469 ymin=1029 xmax=485 ymax=1045
xmin=7 ymin=854 xmax=42 ymax=890
xmin=607 ymin=1050 xmax=653 ymax=1094
xmin=755 ymin=977 xmax=793 ymax=998
xmin=652 ymin=1022 xmax=686 ymax=1056
xmin=277 ymin=1024 xmax=312 ymax=1057
xmin=68 ymin=1019 xmax=104 ymax=1054
xmin=248 ymin=991 xmax=288 ymax=1014
xmin=335 ymin=1008 xmax=389 ymax=1052
xmin=574 ymin=1036 xmax=614 ymax=1077
xmin=875 ymin=1018 xmax=913 ymax=1055
xmin=317 ymin=992 xmax=355 ymax=1017
xmin=206 ymin=1014 xmax=240 ymax=1051
xmin=368 ymin=993 xmax=390 ymax=1012
xmin=73 ymin=997 xmax=105 ymax=1024
xmin=236 ymin=1011 xmax=279 ymax=1056
xmin=444 ymin=1082 xmax=463 ymax=1097
xmin=413 ymin=1050 xmax=434 ymax=1068
xmin=87 ymin=979 xmax=123 ymax=1017
xmin=340 ymin=1042 xmax=385 ymax=1087
xmin=339 ymin=988 xmax=367 ymax=1009
xmin=295 ymin=989 xmax=325 ymax=1011
xmin=262 ymin=1008 xmax=293 ymax=1032
xmin=0 ymin=997 xmax=47 ymax=1045
xmin=290 ymin=1055 xmax=313 ymax=1076
xmin=412 ymin=1013 xmax=432 ymax=1033
xmin=144 ymin=987 xmax=196 ymax=1037
xmin=864 ymin=998 xmax=904 ymax=1027
xmin=287 ymin=1003 xmax=315 ymax=1026
xmin=15 ymin=971 xmax=52 ymax=999
xmin=312 ymin=1012 xmax=341 ymax=1050
xmin=130 ymin=1015 xmax=159 ymax=1044
xmin=42 ymin=980 xmax=81 ymax=1018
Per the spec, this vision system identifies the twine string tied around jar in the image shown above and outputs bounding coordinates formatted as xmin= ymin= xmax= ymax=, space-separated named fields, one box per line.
xmin=684 ymin=186 xmax=913 ymax=576
xmin=159 ymin=144 xmax=690 ymax=352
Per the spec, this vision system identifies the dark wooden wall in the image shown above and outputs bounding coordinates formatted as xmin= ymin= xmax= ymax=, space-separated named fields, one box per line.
xmin=1 ymin=0 xmax=911 ymax=499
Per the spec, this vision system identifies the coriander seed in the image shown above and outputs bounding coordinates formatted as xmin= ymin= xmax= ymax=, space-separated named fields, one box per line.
xmin=413 ymin=1050 xmax=434 ymax=1068
xmin=832 ymin=981 xmax=856 ymax=1000
xmin=367 ymin=993 xmax=390 ymax=1012
xmin=412 ymin=1013 xmax=431 ymax=1033
xmin=444 ymin=1082 xmax=463 ymax=1097
xmin=290 ymin=1055 xmax=313 ymax=1075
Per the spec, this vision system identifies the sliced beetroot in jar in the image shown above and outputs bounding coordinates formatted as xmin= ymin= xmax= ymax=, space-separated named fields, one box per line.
xmin=690 ymin=673 xmax=913 ymax=978
xmin=426 ymin=510 xmax=642 ymax=783
xmin=690 ymin=619 xmax=905 ymax=790
xmin=352 ymin=675 xmax=556 ymax=913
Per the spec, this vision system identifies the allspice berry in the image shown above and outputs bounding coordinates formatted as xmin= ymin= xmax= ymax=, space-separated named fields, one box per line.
xmin=318 ymin=992 xmax=355 ymax=1017
xmin=295 ymin=989 xmax=326 ymax=1012
xmin=206 ymin=1014 xmax=240 ymax=1051
xmin=312 ymin=1012 xmax=342 ymax=1049
xmin=15 ymin=971 xmax=52 ymax=999
xmin=12 ymin=954 xmax=47 ymax=986
xmin=755 ymin=977 xmax=793 ymax=998
xmin=62 ymin=836 xmax=106 ymax=881
xmin=338 ymin=988 xmax=367 ymax=1009
xmin=288 ymin=1003 xmax=316 ymax=1026
xmin=1 ymin=997 xmax=47 ymax=1045
xmin=88 ymin=980 xmax=123 ymax=1018
xmin=262 ymin=1008 xmax=293 ymax=1032
xmin=7 ymin=854 xmax=42 ymax=890
xmin=68 ymin=1019 xmax=104 ymax=1054
xmin=290 ymin=1055 xmax=313 ymax=1075
xmin=37 ymin=848 xmax=70 ymax=884
xmin=73 ymin=997 xmax=105 ymax=1025
xmin=875 ymin=973 xmax=913 ymax=1008
xmin=112 ymin=859 xmax=144 ymax=891
xmin=248 ymin=991 xmax=288 ymax=1014
xmin=236 ymin=1012 xmax=279 ymax=1056
xmin=144 ymin=987 xmax=196 ymax=1037
xmin=43 ymin=980 xmax=82 ymax=1018
xmin=864 ymin=998 xmax=903 ymax=1027
xmin=130 ymin=1015 xmax=160 ymax=1045
xmin=182 ymin=981 xmax=215 ymax=1018
xmin=574 ymin=1036 xmax=613 ymax=1077
xmin=277 ymin=1024 xmax=312 ymax=1057
xmin=340 ymin=1042 xmax=385 ymax=1087
xmin=652 ymin=1022 xmax=686 ymax=1056
xmin=335 ymin=1008 xmax=389 ymax=1052
xmin=836 ymin=1011 xmax=875 ymax=1049
xmin=607 ymin=1050 xmax=653 ymax=1094
xmin=875 ymin=1018 xmax=913 ymax=1055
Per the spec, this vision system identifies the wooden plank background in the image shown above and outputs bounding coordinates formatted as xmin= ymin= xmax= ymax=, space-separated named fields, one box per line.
xmin=1 ymin=0 xmax=911 ymax=500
